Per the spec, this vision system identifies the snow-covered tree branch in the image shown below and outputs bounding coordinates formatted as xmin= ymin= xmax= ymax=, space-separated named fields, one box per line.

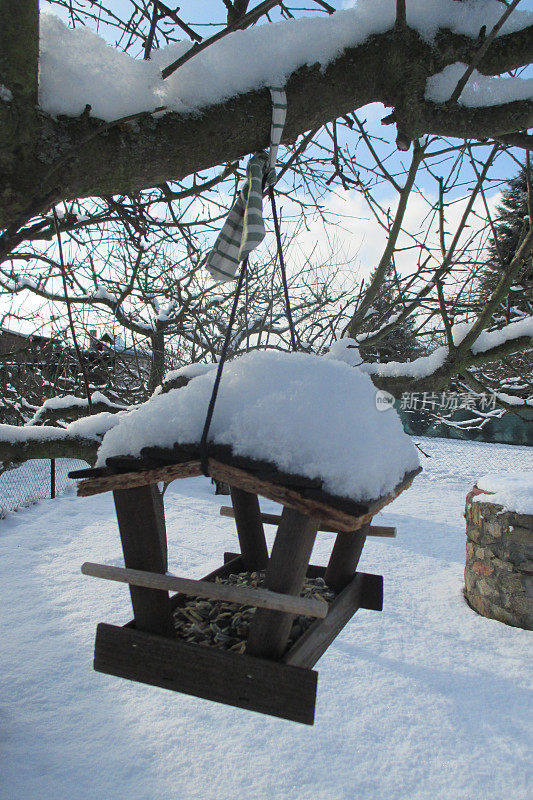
xmin=1 ymin=1 xmax=532 ymax=236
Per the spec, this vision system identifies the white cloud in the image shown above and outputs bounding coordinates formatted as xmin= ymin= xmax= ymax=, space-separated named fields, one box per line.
xmin=267 ymin=184 xmax=501 ymax=287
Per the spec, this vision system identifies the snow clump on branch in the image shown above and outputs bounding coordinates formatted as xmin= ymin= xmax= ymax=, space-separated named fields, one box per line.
xmin=38 ymin=1 xmax=533 ymax=122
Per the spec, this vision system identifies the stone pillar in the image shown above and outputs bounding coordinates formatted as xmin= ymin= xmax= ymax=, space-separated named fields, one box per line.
xmin=464 ymin=490 xmax=533 ymax=630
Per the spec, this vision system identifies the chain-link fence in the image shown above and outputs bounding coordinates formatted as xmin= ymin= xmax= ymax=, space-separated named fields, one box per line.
xmin=412 ymin=435 xmax=533 ymax=486
xmin=0 ymin=458 xmax=89 ymax=518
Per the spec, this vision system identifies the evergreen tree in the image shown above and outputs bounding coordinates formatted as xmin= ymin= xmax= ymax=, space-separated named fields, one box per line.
xmin=358 ymin=263 xmax=423 ymax=363
xmin=474 ymin=164 xmax=533 ymax=396
xmin=479 ymin=165 xmax=533 ymax=321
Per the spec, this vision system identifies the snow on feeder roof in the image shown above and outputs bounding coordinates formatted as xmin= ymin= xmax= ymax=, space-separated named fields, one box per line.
xmin=97 ymin=350 xmax=419 ymax=503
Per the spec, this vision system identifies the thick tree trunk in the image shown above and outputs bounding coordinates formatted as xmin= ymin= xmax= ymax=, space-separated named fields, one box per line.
xmin=148 ymin=328 xmax=166 ymax=395
xmin=0 ymin=0 xmax=38 ymax=103
xmin=0 ymin=1 xmax=40 ymax=228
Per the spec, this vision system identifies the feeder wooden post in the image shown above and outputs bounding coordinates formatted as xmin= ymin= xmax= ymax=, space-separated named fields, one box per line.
xmin=247 ymin=507 xmax=319 ymax=660
xmin=230 ymin=487 xmax=269 ymax=570
xmin=152 ymin=484 xmax=168 ymax=572
xmin=324 ymin=522 xmax=370 ymax=593
xmin=113 ymin=485 xmax=174 ymax=637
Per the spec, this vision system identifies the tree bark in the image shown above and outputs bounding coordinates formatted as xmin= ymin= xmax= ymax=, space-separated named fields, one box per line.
xmin=148 ymin=327 xmax=166 ymax=395
xmin=0 ymin=0 xmax=38 ymax=103
xmin=0 ymin=16 xmax=532 ymax=231
xmin=0 ymin=434 xmax=98 ymax=467
xmin=365 ymin=332 xmax=533 ymax=397
xmin=0 ymin=1 xmax=40 ymax=226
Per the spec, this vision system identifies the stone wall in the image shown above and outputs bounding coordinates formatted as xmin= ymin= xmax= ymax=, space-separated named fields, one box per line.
xmin=464 ymin=491 xmax=533 ymax=630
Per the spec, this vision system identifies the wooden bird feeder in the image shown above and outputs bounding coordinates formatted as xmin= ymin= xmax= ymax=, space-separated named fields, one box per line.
xmin=73 ymin=443 xmax=419 ymax=725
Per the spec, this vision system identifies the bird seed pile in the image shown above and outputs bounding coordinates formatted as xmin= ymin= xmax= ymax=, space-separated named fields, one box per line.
xmin=173 ymin=571 xmax=335 ymax=654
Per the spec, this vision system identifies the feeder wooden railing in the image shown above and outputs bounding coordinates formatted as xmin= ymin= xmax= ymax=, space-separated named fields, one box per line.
xmin=219 ymin=506 xmax=396 ymax=537
xmin=81 ymin=562 xmax=329 ymax=619
xmin=282 ymin=571 xmax=383 ymax=669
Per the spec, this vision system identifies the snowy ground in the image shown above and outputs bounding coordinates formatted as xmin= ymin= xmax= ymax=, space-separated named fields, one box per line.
xmin=1 ymin=437 xmax=531 ymax=800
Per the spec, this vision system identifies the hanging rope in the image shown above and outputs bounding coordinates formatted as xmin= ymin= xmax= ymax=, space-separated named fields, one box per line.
xmin=199 ymin=87 xmax=295 ymax=476
xmin=268 ymin=186 xmax=297 ymax=352
xmin=267 ymin=87 xmax=296 ymax=350
xmin=244 ymin=264 xmax=249 ymax=352
xmin=199 ymin=257 xmax=248 ymax=476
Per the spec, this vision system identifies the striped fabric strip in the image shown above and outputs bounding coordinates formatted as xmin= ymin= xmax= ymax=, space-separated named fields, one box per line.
xmin=205 ymin=87 xmax=287 ymax=282
xmin=268 ymin=87 xmax=287 ymax=173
